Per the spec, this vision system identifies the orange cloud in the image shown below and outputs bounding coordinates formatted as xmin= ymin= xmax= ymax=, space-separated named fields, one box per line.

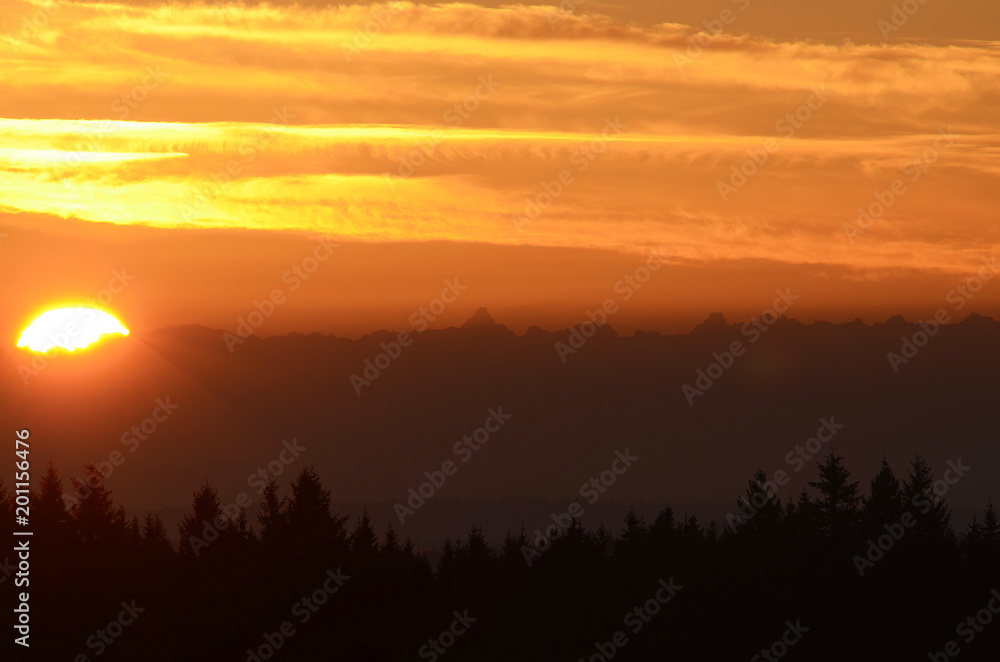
xmin=0 ymin=1 xmax=997 ymax=281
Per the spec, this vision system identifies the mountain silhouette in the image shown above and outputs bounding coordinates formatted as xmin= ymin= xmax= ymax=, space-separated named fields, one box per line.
xmin=691 ymin=312 xmax=729 ymax=334
xmin=461 ymin=306 xmax=501 ymax=329
xmin=2 ymin=311 xmax=998 ymax=550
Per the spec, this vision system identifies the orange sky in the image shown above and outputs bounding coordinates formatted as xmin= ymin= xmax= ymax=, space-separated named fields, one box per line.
xmin=2 ymin=0 xmax=999 ymax=340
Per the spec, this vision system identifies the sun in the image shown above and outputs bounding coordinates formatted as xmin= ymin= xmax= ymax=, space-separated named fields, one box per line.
xmin=17 ymin=308 xmax=130 ymax=353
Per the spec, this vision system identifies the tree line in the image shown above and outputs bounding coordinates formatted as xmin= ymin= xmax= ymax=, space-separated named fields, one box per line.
xmin=3 ymin=452 xmax=998 ymax=661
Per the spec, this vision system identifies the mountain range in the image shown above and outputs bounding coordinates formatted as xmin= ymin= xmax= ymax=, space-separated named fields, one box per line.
xmin=3 ymin=308 xmax=997 ymax=549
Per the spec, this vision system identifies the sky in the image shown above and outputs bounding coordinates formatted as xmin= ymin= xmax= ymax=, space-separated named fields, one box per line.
xmin=1 ymin=0 xmax=999 ymax=340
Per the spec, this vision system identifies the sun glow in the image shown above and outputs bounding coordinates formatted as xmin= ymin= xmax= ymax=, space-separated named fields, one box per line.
xmin=17 ymin=308 xmax=130 ymax=353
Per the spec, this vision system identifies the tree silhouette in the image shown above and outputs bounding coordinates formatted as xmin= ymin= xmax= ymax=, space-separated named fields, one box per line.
xmin=501 ymin=524 xmax=530 ymax=570
xmin=71 ymin=464 xmax=126 ymax=557
xmin=18 ymin=456 xmax=995 ymax=662
xmin=982 ymin=501 xmax=1000 ymax=549
xmin=349 ymin=507 xmax=380 ymax=571
xmin=465 ymin=524 xmax=493 ymax=566
xmin=965 ymin=500 xmax=1000 ymax=581
xmin=287 ymin=466 xmax=347 ymax=557
xmin=141 ymin=513 xmax=174 ymax=558
xmin=617 ymin=505 xmax=649 ymax=556
xmin=863 ymin=456 xmax=903 ymax=532
xmin=0 ymin=478 xmax=11 ymax=524
xmin=34 ymin=461 xmax=76 ymax=552
xmin=651 ymin=506 xmax=678 ymax=544
xmin=256 ymin=477 xmax=289 ymax=550
xmin=901 ymin=455 xmax=954 ymax=545
xmin=380 ymin=521 xmax=402 ymax=563
xmin=732 ymin=470 xmax=782 ymax=537
xmin=177 ymin=480 xmax=239 ymax=559
xmin=807 ymin=452 xmax=861 ymax=541
xmin=35 ymin=461 xmax=69 ymax=523
xmin=681 ymin=514 xmax=703 ymax=546
xmin=402 ymin=536 xmax=432 ymax=582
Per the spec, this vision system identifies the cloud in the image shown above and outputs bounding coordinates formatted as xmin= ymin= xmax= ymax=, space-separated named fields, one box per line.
xmin=0 ymin=1 xmax=998 ymax=278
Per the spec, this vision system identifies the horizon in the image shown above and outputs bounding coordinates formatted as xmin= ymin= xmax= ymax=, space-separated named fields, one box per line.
xmin=99 ymin=305 xmax=1000 ymax=340
xmin=5 ymin=235 xmax=1000 ymax=341
xmin=10 ymin=303 xmax=1000 ymax=347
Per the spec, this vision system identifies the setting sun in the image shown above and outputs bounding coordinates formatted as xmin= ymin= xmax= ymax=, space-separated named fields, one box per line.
xmin=17 ymin=307 xmax=129 ymax=353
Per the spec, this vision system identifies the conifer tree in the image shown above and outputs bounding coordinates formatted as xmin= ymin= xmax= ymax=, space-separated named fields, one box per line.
xmin=257 ymin=477 xmax=288 ymax=549
xmin=807 ymin=452 xmax=861 ymax=538
xmin=901 ymin=455 xmax=953 ymax=545
xmin=72 ymin=464 xmax=126 ymax=555
xmin=864 ymin=456 xmax=904 ymax=529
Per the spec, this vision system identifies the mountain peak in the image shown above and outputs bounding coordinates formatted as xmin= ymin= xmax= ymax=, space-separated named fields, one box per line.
xmin=691 ymin=312 xmax=729 ymax=334
xmin=461 ymin=307 xmax=501 ymax=330
xmin=958 ymin=311 xmax=997 ymax=327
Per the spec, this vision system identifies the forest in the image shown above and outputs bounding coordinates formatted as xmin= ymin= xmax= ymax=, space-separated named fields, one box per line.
xmin=4 ymin=452 xmax=999 ymax=661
